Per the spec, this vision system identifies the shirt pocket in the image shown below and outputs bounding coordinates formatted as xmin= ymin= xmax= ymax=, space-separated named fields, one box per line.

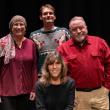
xmin=66 ymin=54 xmax=77 ymax=59
xmin=65 ymin=55 xmax=77 ymax=64
xmin=91 ymin=52 xmax=100 ymax=57
xmin=91 ymin=52 xmax=104 ymax=68
xmin=91 ymin=52 xmax=103 ymax=61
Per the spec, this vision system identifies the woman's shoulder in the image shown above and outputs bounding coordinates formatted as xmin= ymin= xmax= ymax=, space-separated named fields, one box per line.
xmin=36 ymin=80 xmax=42 ymax=87
xmin=25 ymin=38 xmax=34 ymax=43
xmin=66 ymin=77 xmax=75 ymax=86
xmin=24 ymin=38 xmax=37 ymax=46
xmin=35 ymin=80 xmax=48 ymax=89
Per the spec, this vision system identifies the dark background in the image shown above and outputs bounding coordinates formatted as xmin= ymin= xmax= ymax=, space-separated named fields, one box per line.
xmin=0 ymin=0 xmax=110 ymax=45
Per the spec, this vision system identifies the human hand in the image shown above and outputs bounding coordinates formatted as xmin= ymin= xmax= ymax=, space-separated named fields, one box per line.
xmin=102 ymin=86 xmax=109 ymax=93
xmin=29 ymin=92 xmax=36 ymax=101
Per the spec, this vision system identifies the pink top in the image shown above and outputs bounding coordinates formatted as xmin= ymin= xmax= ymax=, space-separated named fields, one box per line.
xmin=0 ymin=38 xmax=38 ymax=96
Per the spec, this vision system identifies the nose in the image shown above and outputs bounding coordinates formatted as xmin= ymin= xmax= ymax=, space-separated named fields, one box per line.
xmin=46 ymin=13 xmax=50 ymax=16
xmin=53 ymin=63 xmax=57 ymax=68
xmin=77 ymin=28 xmax=81 ymax=33
xmin=17 ymin=24 xmax=21 ymax=28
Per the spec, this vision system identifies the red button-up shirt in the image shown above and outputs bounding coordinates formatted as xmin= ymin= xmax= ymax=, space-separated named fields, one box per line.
xmin=0 ymin=38 xmax=38 ymax=96
xmin=57 ymin=35 xmax=110 ymax=89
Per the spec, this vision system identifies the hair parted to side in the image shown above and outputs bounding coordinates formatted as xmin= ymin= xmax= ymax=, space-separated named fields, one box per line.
xmin=69 ymin=16 xmax=87 ymax=28
xmin=9 ymin=15 xmax=27 ymax=31
xmin=40 ymin=4 xmax=55 ymax=15
xmin=39 ymin=51 xmax=68 ymax=86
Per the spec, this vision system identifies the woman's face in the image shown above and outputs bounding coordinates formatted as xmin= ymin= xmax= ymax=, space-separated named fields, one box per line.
xmin=11 ymin=21 xmax=26 ymax=38
xmin=48 ymin=60 xmax=62 ymax=80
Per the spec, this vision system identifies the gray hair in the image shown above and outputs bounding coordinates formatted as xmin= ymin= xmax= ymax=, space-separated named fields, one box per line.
xmin=9 ymin=15 xmax=27 ymax=30
xmin=69 ymin=16 xmax=86 ymax=28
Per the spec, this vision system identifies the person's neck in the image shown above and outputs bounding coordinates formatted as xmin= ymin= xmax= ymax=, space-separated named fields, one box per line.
xmin=74 ymin=38 xmax=87 ymax=47
xmin=13 ymin=35 xmax=26 ymax=48
xmin=79 ymin=40 xmax=86 ymax=47
xmin=13 ymin=35 xmax=25 ymax=42
xmin=43 ymin=23 xmax=55 ymax=31
xmin=50 ymin=78 xmax=61 ymax=85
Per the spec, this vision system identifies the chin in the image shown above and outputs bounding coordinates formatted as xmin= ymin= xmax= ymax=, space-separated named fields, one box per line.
xmin=76 ymin=37 xmax=86 ymax=42
xmin=75 ymin=39 xmax=83 ymax=43
xmin=78 ymin=40 xmax=84 ymax=43
xmin=14 ymin=34 xmax=24 ymax=38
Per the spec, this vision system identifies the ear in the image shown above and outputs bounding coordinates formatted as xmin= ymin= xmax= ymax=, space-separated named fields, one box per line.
xmin=40 ymin=15 xmax=42 ymax=20
xmin=54 ymin=16 xmax=56 ymax=20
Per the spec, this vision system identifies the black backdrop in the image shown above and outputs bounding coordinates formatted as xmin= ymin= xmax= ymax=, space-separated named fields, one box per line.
xmin=0 ymin=0 xmax=110 ymax=45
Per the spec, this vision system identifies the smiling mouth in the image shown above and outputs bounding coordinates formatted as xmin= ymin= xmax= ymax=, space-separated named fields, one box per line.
xmin=52 ymin=70 xmax=57 ymax=72
xmin=77 ymin=34 xmax=81 ymax=38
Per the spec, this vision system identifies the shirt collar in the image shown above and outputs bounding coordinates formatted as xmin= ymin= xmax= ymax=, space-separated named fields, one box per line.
xmin=69 ymin=35 xmax=91 ymax=47
xmin=40 ymin=26 xmax=58 ymax=34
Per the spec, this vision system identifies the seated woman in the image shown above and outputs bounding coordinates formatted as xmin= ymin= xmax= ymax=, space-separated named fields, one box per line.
xmin=35 ymin=51 xmax=75 ymax=110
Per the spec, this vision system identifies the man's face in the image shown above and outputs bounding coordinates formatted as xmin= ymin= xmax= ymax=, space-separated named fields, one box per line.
xmin=40 ymin=7 xmax=56 ymax=23
xmin=69 ymin=19 xmax=88 ymax=43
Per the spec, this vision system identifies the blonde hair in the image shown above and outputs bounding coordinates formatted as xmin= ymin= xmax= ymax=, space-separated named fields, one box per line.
xmin=40 ymin=4 xmax=55 ymax=15
xmin=39 ymin=51 xmax=67 ymax=86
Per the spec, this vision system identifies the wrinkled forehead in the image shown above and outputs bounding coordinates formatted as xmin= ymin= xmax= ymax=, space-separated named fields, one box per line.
xmin=69 ymin=19 xmax=86 ymax=28
xmin=42 ymin=7 xmax=54 ymax=13
xmin=13 ymin=21 xmax=25 ymax=25
xmin=13 ymin=19 xmax=25 ymax=23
